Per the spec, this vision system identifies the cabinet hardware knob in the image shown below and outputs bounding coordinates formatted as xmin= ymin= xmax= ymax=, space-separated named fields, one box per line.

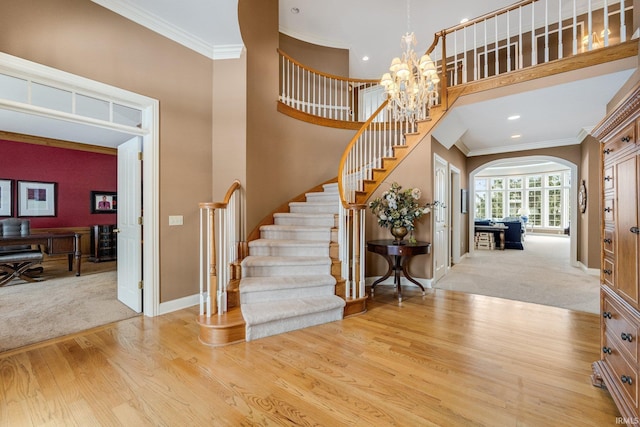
xmin=604 ymin=148 xmax=612 ymax=154
xmin=603 ymin=269 xmax=612 ymax=275
xmin=631 ymin=227 xmax=640 ymax=235
xmin=603 ymin=311 xmax=612 ymax=319
xmin=621 ymin=332 xmax=633 ymax=342
xmin=604 ymin=238 xmax=612 ymax=244
xmin=604 ymin=176 xmax=612 ymax=181
xmin=603 ymin=346 xmax=612 ymax=354
xmin=604 ymin=207 xmax=612 ymax=213
xmin=621 ymin=375 xmax=634 ymax=385
xmin=621 ymin=136 xmax=632 ymax=143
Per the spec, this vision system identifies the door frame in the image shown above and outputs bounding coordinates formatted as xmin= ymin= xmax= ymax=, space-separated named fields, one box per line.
xmin=449 ymin=164 xmax=462 ymax=265
xmin=468 ymin=155 xmax=578 ymax=266
xmin=0 ymin=52 xmax=160 ymax=316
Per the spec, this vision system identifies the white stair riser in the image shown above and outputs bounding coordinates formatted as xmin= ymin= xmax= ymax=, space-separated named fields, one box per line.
xmin=305 ymin=193 xmax=338 ymax=203
xmin=243 ymin=264 xmax=330 ymax=277
xmin=249 ymin=245 xmax=329 ymax=257
xmin=274 ymin=214 xmax=335 ymax=227
xmin=260 ymin=228 xmax=330 ymax=241
xmin=245 ymin=307 xmax=344 ymax=341
xmin=240 ymin=285 xmax=335 ymax=304
xmin=289 ymin=204 xmax=338 ymax=214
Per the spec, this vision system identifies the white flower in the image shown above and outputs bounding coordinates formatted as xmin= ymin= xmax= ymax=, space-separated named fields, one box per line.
xmin=422 ymin=207 xmax=431 ymax=214
xmin=411 ymin=188 xmax=421 ymax=200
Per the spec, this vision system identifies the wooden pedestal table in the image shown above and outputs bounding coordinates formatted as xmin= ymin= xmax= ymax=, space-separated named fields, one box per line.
xmin=367 ymin=239 xmax=431 ymax=302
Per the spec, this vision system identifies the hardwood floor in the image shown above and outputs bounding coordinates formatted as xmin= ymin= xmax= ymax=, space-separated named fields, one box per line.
xmin=0 ymin=286 xmax=619 ymax=426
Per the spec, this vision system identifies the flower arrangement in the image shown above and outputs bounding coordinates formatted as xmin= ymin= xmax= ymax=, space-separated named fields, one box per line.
xmin=368 ymin=182 xmax=437 ymax=231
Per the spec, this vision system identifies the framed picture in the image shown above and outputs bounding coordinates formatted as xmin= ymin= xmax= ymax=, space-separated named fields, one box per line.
xmin=461 ymin=189 xmax=468 ymax=214
xmin=0 ymin=179 xmax=13 ymax=217
xmin=17 ymin=180 xmax=57 ymax=217
xmin=91 ymin=191 xmax=117 ymax=214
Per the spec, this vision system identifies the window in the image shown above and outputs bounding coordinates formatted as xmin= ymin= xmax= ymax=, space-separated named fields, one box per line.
xmin=474 ymin=169 xmax=570 ymax=227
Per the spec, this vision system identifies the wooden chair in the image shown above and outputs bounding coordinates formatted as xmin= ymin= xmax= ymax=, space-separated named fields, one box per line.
xmin=0 ymin=219 xmax=44 ymax=286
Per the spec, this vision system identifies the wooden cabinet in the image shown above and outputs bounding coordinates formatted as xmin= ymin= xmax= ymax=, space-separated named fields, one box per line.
xmin=592 ymin=85 xmax=640 ymax=422
xmin=89 ymin=224 xmax=117 ymax=262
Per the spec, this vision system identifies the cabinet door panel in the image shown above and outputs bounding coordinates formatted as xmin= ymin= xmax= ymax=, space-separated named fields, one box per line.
xmin=615 ymin=156 xmax=640 ymax=307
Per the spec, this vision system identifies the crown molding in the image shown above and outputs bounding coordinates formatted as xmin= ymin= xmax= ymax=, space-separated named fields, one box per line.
xmin=91 ymin=0 xmax=243 ymax=60
xmin=213 ymin=45 xmax=245 ymax=60
xmin=467 ymin=137 xmax=579 ymax=157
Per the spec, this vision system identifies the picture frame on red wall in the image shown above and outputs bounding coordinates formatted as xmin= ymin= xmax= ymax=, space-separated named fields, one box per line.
xmin=91 ymin=191 xmax=117 ymax=214
xmin=0 ymin=179 xmax=13 ymax=217
xmin=17 ymin=180 xmax=56 ymax=217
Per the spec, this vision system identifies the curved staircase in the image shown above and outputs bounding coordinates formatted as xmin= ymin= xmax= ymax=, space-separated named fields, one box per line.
xmin=198 ymin=183 xmax=348 ymax=345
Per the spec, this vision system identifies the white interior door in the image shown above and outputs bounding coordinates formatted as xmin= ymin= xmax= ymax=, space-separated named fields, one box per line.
xmin=117 ymin=136 xmax=143 ymax=312
xmin=433 ymin=155 xmax=449 ymax=282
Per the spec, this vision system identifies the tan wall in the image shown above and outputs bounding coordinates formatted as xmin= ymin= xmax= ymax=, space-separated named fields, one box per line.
xmin=0 ymin=0 xmax=213 ymax=302
xmin=213 ymin=53 xmax=248 ymax=202
xmin=279 ymin=34 xmax=349 ymax=77
xmin=239 ymin=0 xmax=355 ymax=233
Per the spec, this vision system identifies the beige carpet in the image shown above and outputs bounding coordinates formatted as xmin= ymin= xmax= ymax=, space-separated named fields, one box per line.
xmin=434 ymin=234 xmax=599 ymax=314
xmin=0 ymin=260 xmax=139 ymax=353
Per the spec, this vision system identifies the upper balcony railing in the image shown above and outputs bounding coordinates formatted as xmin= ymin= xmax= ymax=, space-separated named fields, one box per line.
xmin=279 ymin=0 xmax=633 ymax=125
xmin=278 ymin=49 xmax=383 ymax=126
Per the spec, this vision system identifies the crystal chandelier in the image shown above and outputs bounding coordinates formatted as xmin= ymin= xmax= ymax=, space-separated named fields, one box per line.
xmin=380 ymin=5 xmax=439 ymax=124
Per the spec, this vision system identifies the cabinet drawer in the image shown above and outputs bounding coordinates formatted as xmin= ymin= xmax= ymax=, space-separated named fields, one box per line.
xmin=603 ymin=198 xmax=615 ymax=222
xmin=604 ymin=297 xmax=639 ymax=362
xmin=603 ymin=229 xmax=615 ymax=256
xmin=603 ymin=258 xmax=615 ymax=288
xmin=604 ymin=122 xmax=636 ymax=158
xmin=604 ymin=332 xmax=638 ymax=410
xmin=604 ymin=165 xmax=614 ymax=191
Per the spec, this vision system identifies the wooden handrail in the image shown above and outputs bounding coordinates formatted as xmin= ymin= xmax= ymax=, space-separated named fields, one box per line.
xmin=277 ymin=49 xmax=379 ymax=84
xmin=444 ymin=0 xmax=539 ymax=34
xmin=199 ymin=180 xmax=244 ymax=317
xmin=337 ymin=100 xmax=388 ymax=208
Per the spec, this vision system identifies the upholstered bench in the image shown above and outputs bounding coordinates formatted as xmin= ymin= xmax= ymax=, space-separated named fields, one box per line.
xmin=0 ymin=250 xmax=45 ymax=286
xmin=0 ymin=218 xmax=45 ymax=286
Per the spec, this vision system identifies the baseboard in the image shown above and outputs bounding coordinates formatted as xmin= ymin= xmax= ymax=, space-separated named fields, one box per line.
xmin=158 ymin=293 xmax=199 ymax=315
xmin=365 ymin=276 xmax=433 ymax=289
xmin=578 ymin=261 xmax=600 ymax=277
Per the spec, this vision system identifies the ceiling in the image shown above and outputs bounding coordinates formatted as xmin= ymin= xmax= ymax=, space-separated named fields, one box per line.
xmin=4 ymin=0 xmax=637 ymax=159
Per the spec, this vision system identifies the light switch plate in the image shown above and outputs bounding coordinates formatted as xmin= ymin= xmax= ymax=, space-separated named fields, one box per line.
xmin=168 ymin=215 xmax=183 ymax=226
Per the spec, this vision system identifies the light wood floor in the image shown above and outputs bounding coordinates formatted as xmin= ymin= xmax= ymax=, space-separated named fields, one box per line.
xmin=0 ymin=286 xmax=618 ymax=426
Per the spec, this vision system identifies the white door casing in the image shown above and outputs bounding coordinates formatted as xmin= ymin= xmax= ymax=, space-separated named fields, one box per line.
xmin=433 ymin=154 xmax=449 ymax=282
xmin=117 ymin=137 xmax=143 ymax=312
xmin=0 ymin=52 xmax=159 ymax=316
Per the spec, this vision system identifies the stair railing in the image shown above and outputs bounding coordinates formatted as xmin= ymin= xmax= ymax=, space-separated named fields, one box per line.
xmin=199 ymin=180 xmax=245 ymax=317
xmin=335 ymin=0 xmax=632 ymax=294
xmin=278 ymin=49 xmax=381 ymax=123
xmin=439 ymin=0 xmax=631 ymax=95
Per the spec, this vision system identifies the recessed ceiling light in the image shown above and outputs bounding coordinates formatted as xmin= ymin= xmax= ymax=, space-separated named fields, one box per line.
xmin=511 ymin=134 xmax=522 ymax=139
xmin=460 ymin=18 xmax=469 ymax=24
xmin=508 ymin=115 xmax=521 ymax=120
xmin=362 ymin=56 xmax=369 ymax=61
xmin=291 ymin=7 xmax=300 ymax=14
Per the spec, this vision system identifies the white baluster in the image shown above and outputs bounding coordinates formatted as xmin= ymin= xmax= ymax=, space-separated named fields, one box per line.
xmin=620 ymin=0 xmax=627 ymax=41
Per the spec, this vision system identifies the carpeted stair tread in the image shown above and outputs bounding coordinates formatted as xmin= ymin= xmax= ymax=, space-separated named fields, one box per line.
xmin=240 ymin=275 xmax=336 ymax=293
xmin=259 ymin=224 xmax=332 ymax=232
xmin=242 ymin=255 xmax=330 ymax=266
xmin=249 ymin=238 xmax=329 ymax=246
xmin=241 ymin=295 xmax=345 ymax=325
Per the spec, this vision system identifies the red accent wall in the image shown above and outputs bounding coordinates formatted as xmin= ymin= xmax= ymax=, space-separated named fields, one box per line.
xmin=0 ymin=139 xmax=117 ymax=228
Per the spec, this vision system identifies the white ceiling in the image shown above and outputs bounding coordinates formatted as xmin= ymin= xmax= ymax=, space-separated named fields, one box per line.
xmin=3 ymin=0 xmax=637 ymax=158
